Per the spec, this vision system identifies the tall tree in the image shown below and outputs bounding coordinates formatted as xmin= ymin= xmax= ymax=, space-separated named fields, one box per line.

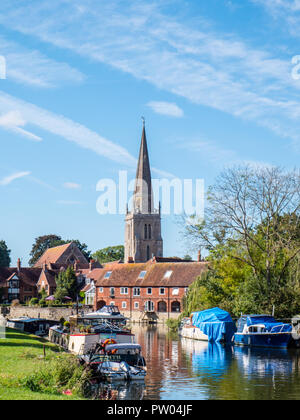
xmin=0 ymin=240 xmax=11 ymax=267
xmin=184 ymin=166 xmax=300 ymax=287
xmin=54 ymin=266 xmax=79 ymax=302
xmin=92 ymin=245 xmax=124 ymax=264
xmin=29 ymin=235 xmax=62 ymax=266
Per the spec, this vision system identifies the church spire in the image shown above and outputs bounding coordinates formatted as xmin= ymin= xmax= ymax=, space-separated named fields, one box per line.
xmin=133 ymin=119 xmax=153 ymax=214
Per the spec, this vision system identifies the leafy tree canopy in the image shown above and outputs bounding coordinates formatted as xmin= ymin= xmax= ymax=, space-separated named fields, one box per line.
xmin=183 ymin=166 xmax=300 ymax=318
xmin=54 ymin=266 xmax=79 ymax=302
xmin=0 ymin=240 xmax=11 ymax=267
xmin=92 ymin=245 xmax=124 ymax=264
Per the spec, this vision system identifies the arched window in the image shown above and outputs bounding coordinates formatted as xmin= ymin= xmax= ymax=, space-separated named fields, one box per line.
xmin=147 ymin=245 xmax=150 ymax=261
xmin=148 ymin=224 xmax=152 ymax=239
xmin=171 ymin=301 xmax=181 ymax=313
xmin=144 ymin=224 xmax=148 ymax=239
xmin=157 ymin=301 xmax=167 ymax=312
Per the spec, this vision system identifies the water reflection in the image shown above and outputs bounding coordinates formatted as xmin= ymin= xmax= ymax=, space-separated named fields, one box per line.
xmin=87 ymin=325 xmax=300 ymax=400
xmin=88 ymin=381 xmax=145 ymax=400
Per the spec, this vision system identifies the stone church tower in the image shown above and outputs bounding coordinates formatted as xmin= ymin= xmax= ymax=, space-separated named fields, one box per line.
xmin=124 ymin=122 xmax=163 ymax=263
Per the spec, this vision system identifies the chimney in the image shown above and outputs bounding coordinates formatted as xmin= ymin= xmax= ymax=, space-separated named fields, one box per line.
xmin=74 ymin=260 xmax=80 ymax=271
xmin=17 ymin=258 xmax=21 ymax=272
xmin=89 ymin=259 xmax=95 ymax=272
xmin=197 ymin=250 xmax=201 ymax=262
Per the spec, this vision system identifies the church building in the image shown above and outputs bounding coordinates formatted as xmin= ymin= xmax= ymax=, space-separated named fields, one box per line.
xmin=124 ymin=121 xmax=163 ymax=263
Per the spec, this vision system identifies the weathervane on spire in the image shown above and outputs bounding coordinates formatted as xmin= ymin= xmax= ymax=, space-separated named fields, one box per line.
xmin=141 ymin=116 xmax=145 ymax=127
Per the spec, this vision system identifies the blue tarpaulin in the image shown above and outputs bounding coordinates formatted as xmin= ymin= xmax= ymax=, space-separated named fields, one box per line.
xmin=191 ymin=307 xmax=236 ymax=343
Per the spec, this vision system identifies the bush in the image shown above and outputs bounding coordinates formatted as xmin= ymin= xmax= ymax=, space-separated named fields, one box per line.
xmin=29 ymin=298 xmax=39 ymax=306
xmin=22 ymin=354 xmax=91 ymax=397
xmin=166 ymin=318 xmax=180 ymax=331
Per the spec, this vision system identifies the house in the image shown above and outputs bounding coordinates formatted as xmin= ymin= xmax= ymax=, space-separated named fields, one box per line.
xmin=0 ymin=259 xmax=41 ymax=303
xmin=92 ymin=257 xmax=207 ymax=318
xmin=0 ymin=244 xmax=101 ymax=304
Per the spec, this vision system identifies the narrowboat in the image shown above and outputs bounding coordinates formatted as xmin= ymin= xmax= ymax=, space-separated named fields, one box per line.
xmin=234 ymin=315 xmax=292 ymax=348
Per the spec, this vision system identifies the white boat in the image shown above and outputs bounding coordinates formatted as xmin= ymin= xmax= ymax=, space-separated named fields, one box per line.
xmin=97 ymin=343 xmax=147 ymax=382
xmin=49 ymin=321 xmax=135 ymax=354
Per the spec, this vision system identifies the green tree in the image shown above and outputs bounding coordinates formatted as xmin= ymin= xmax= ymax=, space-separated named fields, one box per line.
xmin=0 ymin=240 xmax=11 ymax=267
xmin=183 ymin=166 xmax=300 ymax=318
xmin=92 ymin=245 xmax=124 ymax=264
xmin=54 ymin=266 xmax=79 ymax=302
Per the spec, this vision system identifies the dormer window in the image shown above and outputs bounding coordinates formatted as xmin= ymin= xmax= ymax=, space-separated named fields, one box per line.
xmin=104 ymin=271 xmax=112 ymax=279
xmin=139 ymin=271 xmax=147 ymax=279
xmin=164 ymin=270 xmax=173 ymax=279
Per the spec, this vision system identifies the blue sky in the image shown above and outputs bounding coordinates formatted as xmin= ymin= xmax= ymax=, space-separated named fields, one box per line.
xmin=0 ymin=0 xmax=300 ymax=265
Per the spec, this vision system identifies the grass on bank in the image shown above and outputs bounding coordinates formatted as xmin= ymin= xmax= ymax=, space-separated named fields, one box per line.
xmin=0 ymin=328 xmax=89 ymax=400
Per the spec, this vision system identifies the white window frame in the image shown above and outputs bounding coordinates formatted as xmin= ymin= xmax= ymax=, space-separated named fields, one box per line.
xmin=159 ymin=287 xmax=165 ymax=295
xmin=122 ymin=301 xmax=127 ymax=309
xmin=147 ymin=287 xmax=152 ymax=295
xmin=99 ymin=287 xmax=103 ymax=293
xmin=134 ymin=302 xmax=139 ymax=309
xmin=172 ymin=288 xmax=179 ymax=296
xmin=133 ymin=287 xmax=140 ymax=296
xmin=120 ymin=287 xmax=128 ymax=295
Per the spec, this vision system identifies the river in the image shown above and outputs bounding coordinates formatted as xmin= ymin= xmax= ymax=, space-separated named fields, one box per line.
xmin=90 ymin=324 xmax=300 ymax=400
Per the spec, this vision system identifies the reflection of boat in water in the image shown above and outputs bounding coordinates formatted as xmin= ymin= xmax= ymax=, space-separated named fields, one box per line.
xmin=234 ymin=346 xmax=294 ymax=378
xmin=87 ymin=381 xmax=146 ymax=400
xmin=179 ymin=308 xmax=235 ymax=344
xmin=234 ymin=315 xmax=292 ymax=349
xmin=181 ymin=337 xmax=233 ymax=379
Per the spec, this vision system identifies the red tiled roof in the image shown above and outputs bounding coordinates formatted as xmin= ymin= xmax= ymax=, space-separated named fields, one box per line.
xmin=34 ymin=243 xmax=73 ymax=267
xmin=93 ymin=261 xmax=208 ymax=288
xmin=0 ymin=267 xmax=42 ymax=287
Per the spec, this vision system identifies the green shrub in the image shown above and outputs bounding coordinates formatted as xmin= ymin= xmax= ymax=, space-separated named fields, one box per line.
xmin=22 ymin=354 xmax=91 ymax=397
xmin=29 ymin=298 xmax=38 ymax=306
xmin=166 ymin=318 xmax=180 ymax=331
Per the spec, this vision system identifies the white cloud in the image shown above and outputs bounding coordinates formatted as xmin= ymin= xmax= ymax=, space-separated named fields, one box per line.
xmin=0 ymin=110 xmax=42 ymax=141
xmin=0 ymin=91 xmax=137 ymax=166
xmin=0 ymin=35 xmax=84 ymax=88
xmin=63 ymin=182 xmax=81 ymax=189
xmin=0 ymin=0 xmax=299 ymax=148
xmin=0 ymin=171 xmax=30 ymax=186
xmin=147 ymin=101 xmax=184 ymax=118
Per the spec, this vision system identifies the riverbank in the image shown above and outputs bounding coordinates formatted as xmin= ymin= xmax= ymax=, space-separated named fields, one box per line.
xmin=0 ymin=328 xmax=85 ymax=400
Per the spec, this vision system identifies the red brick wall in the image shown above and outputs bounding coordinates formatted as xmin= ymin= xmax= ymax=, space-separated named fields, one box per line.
xmin=95 ymin=285 xmax=186 ymax=313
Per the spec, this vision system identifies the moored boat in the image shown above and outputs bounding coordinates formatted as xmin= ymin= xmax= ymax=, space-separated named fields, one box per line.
xmin=234 ymin=315 xmax=292 ymax=348
xmin=179 ymin=307 xmax=236 ymax=343
xmin=79 ymin=342 xmax=147 ymax=381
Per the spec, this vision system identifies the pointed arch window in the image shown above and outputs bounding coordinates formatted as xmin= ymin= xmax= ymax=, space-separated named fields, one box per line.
xmin=147 ymin=245 xmax=150 ymax=261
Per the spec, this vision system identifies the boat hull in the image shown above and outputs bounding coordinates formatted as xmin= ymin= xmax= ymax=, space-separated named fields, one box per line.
xmin=234 ymin=332 xmax=291 ymax=348
xmin=179 ymin=326 xmax=209 ymax=342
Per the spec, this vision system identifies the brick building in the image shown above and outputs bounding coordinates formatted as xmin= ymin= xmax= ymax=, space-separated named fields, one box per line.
xmin=91 ymin=257 xmax=207 ymax=317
